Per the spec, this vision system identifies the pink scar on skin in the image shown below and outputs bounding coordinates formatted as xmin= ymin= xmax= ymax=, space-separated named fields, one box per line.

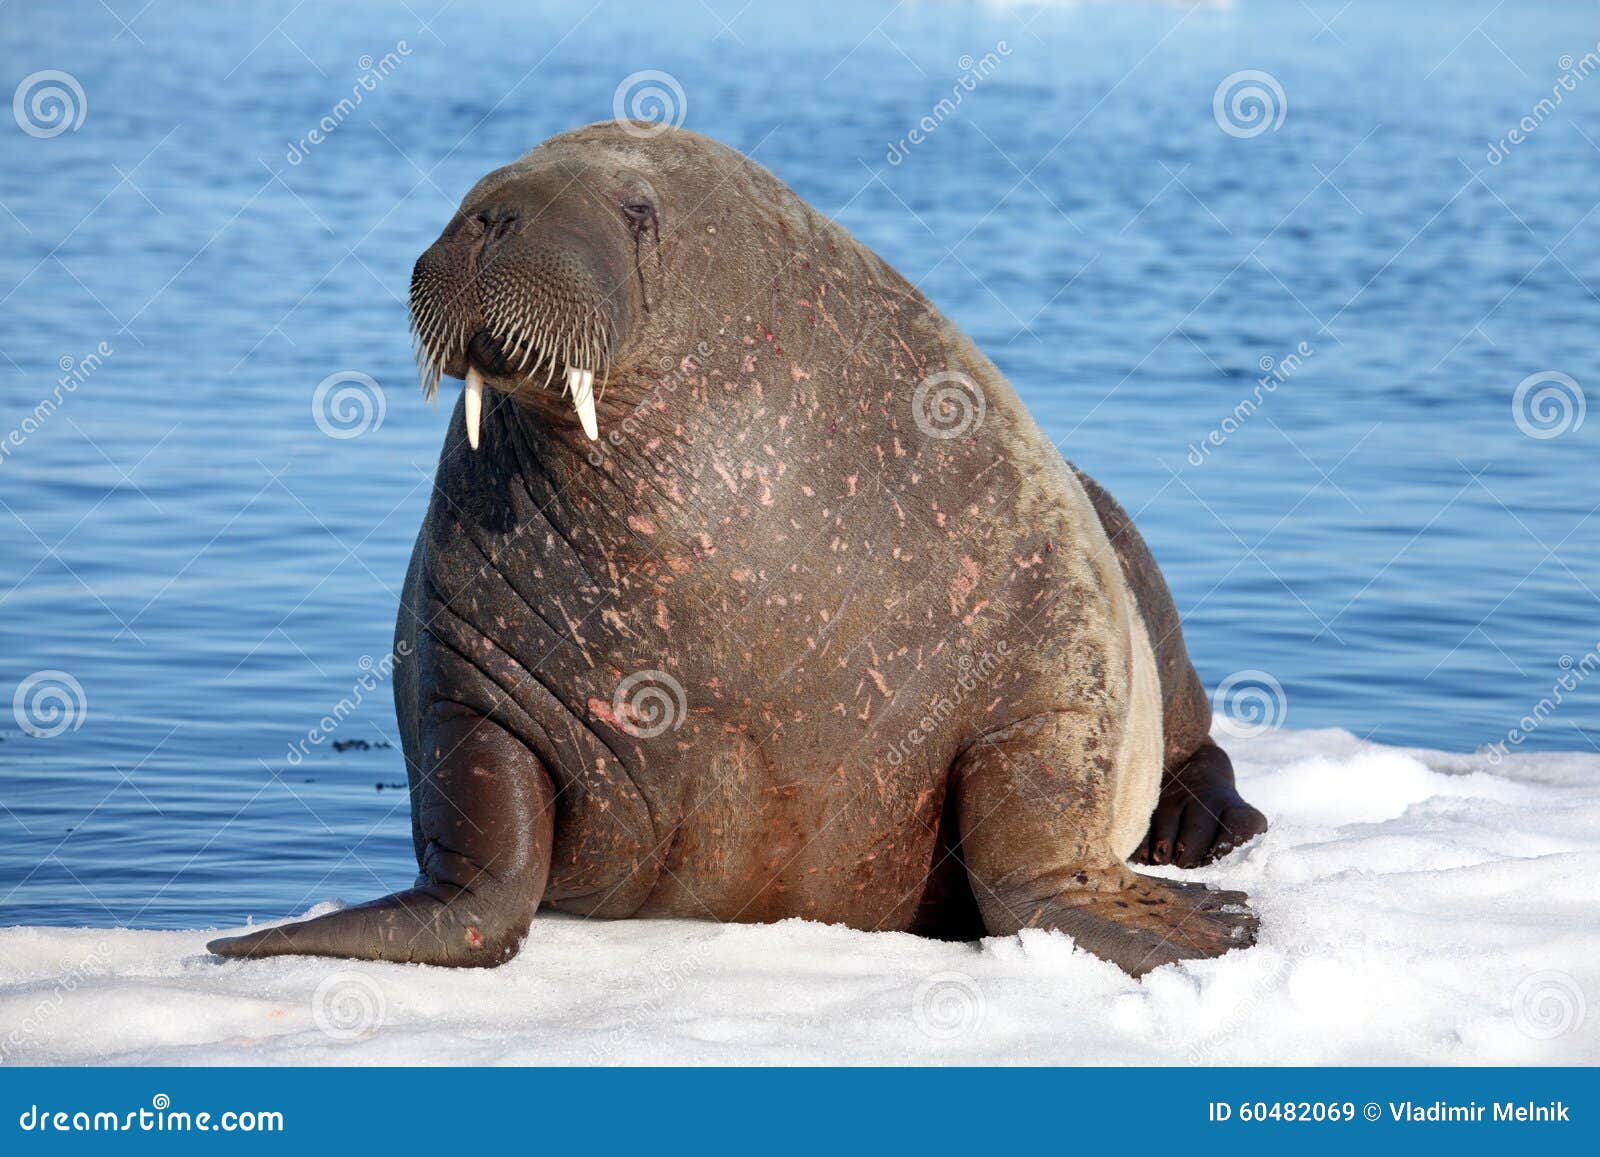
xmin=948 ymin=555 xmax=980 ymax=616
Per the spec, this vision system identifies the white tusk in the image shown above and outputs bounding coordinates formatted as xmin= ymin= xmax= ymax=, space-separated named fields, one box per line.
xmin=567 ymin=366 xmax=598 ymax=440
xmin=464 ymin=366 xmax=484 ymax=450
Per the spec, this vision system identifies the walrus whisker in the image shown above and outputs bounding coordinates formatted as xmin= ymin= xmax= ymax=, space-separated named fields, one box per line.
xmin=407 ymin=200 xmax=624 ymax=446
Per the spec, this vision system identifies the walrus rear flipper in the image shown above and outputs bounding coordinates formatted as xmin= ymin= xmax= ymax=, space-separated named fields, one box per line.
xmin=209 ymin=704 xmax=556 ymax=967
xmin=952 ymin=710 xmax=1257 ymax=977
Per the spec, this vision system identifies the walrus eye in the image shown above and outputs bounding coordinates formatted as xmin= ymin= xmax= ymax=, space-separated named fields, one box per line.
xmin=621 ymin=198 xmax=661 ymax=314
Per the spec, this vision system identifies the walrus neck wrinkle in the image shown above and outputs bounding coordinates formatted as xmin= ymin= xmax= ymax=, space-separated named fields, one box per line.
xmin=499 ymin=377 xmax=754 ymax=565
xmin=497 ymin=394 xmax=689 ymax=542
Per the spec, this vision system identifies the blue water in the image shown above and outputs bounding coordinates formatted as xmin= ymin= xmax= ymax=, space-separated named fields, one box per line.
xmin=2 ymin=0 xmax=1597 ymax=930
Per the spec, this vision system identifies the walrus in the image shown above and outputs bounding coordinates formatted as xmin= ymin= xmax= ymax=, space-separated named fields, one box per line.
xmin=209 ymin=121 xmax=1268 ymax=976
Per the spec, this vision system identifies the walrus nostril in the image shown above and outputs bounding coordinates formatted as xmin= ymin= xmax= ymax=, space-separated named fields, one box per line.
xmin=469 ymin=209 xmax=524 ymax=277
xmin=474 ymin=208 xmax=520 ymax=241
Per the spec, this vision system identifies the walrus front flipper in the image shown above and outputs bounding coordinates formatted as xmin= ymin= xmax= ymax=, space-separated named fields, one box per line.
xmin=209 ymin=704 xmax=555 ymax=967
xmin=207 ymin=882 xmax=525 ymax=965
xmin=952 ymin=714 xmax=1257 ymax=977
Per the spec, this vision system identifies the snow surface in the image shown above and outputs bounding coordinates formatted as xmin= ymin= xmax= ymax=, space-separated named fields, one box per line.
xmin=2 ymin=727 xmax=1596 ymax=1065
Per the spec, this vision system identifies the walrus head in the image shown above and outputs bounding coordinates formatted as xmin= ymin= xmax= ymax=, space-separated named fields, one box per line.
xmin=409 ymin=122 xmax=674 ymax=447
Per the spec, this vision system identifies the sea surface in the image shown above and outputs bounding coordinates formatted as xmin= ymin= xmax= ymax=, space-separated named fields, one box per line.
xmin=2 ymin=0 xmax=1597 ymax=928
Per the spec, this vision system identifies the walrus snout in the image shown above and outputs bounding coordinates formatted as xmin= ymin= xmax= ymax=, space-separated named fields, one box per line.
xmin=409 ymin=162 xmax=648 ymax=446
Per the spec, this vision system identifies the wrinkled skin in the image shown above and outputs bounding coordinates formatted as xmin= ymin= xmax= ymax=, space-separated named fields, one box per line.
xmin=209 ymin=122 xmax=1267 ymax=976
